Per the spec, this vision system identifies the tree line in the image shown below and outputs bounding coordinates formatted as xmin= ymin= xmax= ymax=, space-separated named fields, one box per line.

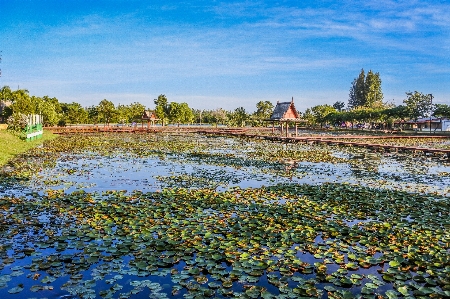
xmin=304 ymin=69 xmax=450 ymax=129
xmin=1 ymin=68 xmax=449 ymax=129
xmin=0 ymin=86 xmax=276 ymax=128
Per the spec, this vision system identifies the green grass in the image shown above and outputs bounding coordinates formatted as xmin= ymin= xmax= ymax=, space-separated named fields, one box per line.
xmin=0 ymin=130 xmax=59 ymax=166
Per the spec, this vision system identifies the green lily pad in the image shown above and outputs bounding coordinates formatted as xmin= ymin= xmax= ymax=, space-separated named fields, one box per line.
xmin=8 ymin=286 xmax=24 ymax=294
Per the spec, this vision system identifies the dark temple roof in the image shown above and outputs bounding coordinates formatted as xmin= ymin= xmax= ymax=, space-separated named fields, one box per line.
xmin=269 ymin=98 xmax=300 ymax=120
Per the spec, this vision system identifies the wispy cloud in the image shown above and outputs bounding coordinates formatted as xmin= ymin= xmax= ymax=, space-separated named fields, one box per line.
xmin=2 ymin=0 xmax=449 ymax=109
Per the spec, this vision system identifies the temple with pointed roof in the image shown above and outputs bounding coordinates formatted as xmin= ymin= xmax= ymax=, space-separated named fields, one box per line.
xmin=141 ymin=110 xmax=159 ymax=127
xmin=270 ymin=97 xmax=300 ymax=121
xmin=268 ymin=97 xmax=304 ymax=136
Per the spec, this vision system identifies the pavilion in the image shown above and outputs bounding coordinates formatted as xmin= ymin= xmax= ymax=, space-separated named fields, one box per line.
xmin=141 ymin=110 xmax=159 ymax=128
xmin=268 ymin=97 xmax=305 ymax=137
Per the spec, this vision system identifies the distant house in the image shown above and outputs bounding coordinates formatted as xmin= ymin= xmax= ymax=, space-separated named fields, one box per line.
xmin=268 ymin=97 xmax=304 ymax=136
xmin=396 ymin=118 xmax=450 ymax=131
xmin=141 ymin=110 xmax=159 ymax=127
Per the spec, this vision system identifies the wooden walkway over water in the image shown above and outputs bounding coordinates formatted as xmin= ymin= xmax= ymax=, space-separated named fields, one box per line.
xmin=197 ymin=130 xmax=450 ymax=159
xmin=45 ymin=126 xmax=450 ymax=159
xmin=47 ymin=126 xmax=167 ymax=134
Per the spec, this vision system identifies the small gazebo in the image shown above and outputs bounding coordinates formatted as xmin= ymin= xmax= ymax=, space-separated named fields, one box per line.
xmin=268 ymin=97 xmax=305 ymax=136
xmin=141 ymin=110 xmax=159 ymax=128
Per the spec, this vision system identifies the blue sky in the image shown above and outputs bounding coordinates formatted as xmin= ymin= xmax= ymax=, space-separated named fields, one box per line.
xmin=1 ymin=0 xmax=449 ymax=112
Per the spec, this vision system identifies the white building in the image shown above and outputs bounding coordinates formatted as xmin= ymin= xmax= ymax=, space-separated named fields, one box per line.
xmin=401 ymin=118 xmax=450 ymax=131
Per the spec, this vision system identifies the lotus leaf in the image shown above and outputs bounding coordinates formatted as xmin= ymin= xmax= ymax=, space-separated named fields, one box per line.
xmin=7 ymin=286 xmax=23 ymax=294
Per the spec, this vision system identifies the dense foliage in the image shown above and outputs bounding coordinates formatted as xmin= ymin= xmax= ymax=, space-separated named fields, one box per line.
xmin=1 ymin=75 xmax=449 ymax=129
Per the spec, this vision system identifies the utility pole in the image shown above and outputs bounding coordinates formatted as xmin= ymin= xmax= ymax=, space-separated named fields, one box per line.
xmin=429 ymin=94 xmax=433 ymax=134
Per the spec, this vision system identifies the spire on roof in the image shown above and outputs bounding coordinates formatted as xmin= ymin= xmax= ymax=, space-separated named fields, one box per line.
xmin=269 ymin=98 xmax=300 ymax=120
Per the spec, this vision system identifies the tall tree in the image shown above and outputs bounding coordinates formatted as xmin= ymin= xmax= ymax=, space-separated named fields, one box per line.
xmin=303 ymin=108 xmax=314 ymax=126
xmin=364 ymin=70 xmax=383 ymax=108
xmin=168 ymin=102 xmax=181 ymax=126
xmin=154 ymin=94 xmax=169 ymax=126
xmin=348 ymin=69 xmax=384 ymax=109
xmin=355 ymin=69 xmax=366 ymax=108
xmin=255 ymin=101 xmax=274 ymax=118
xmin=97 ymin=99 xmax=116 ymax=126
xmin=403 ymin=91 xmax=432 ymax=121
xmin=348 ymin=79 xmax=358 ymax=109
xmin=116 ymin=104 xmax=128 ymax=124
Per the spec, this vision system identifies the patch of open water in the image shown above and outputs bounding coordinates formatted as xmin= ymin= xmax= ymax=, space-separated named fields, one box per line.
xmin=19 ymin=148 xmax=450 ymax=197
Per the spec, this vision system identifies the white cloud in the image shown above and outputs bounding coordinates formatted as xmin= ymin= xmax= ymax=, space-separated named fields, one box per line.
xmin=2 ymin=1 xmax=449 ymax=110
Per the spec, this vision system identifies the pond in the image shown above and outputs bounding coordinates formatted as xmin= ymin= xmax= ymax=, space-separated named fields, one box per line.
xmin=0 ymin=132 xmax=449 ymax=299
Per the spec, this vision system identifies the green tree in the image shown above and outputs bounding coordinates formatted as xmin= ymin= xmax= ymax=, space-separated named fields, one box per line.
xmin=0 ymin=86 xmax=13 ymax=120
xmin=211 ymin=108 xmax=227 ymax=125
xmin=116 ymin=104 xmax=128 ymax=124
xmin=38 ymin=99 xmax=59 ymax=126
xmin=385 ymin=105 xmax=409 ymax=121
xmin=354 ymin=69 xmax=366 ymax=108
xmin=192 ymin=109 xmax=202 ymax=124
xmin=383 ymin=105 xmax=409 ymax=129
xmin=0 ymin=86 xmax=13 ymax=104
xmin=227 ymin=107 xmax=248 ymax=127
xmin=311 ymin=104 xmax=336 ymax=128
xmin=433 ymin=104 xmax=450 ymax=118
xmin=9 ymin=89 xmax=33 ymax=115
xmin=348 ymin=79 xmax=358 ymax=109
xmin=127 ymin=102 xmax=146 ymax=123
xmin=180 ymin=103 xmax=194 ymax=124
xmin=42 ymin=96 xmax=62 ymax=114
xmin=403 ymin=91 xmax=432 ymax=121
xmin=97 ymin=99 xmax=116 ymax=126
xmin=168 ymin=102 xmax=194 ymax=126
xmin=364 ymin=70 xmax=383 ymax=108
xmin=348 ymin=69 xmax=384 ymax=109
xmin=87 ymin=105 xmax=100 ymax=124
xmin=303 ymin=108 xmax=314 ymax=126
xmin=61 ymin=102 xmax=88 ymax=124
xmin=333 ymin=101 xmax=345 ymax=112
xmin=168 ymin=102 xmax=182 ymax=126
xmin=154 ymin=94 xmax=169 ymax=126
xmin=117 ymin=103 xmax=146 ymax=124
xmin=252 ymin=101 xmax=274 ymax=126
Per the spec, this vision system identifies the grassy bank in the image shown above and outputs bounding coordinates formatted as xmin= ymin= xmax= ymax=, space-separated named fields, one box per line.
xmin=0 ymin=130 xmax=59 ymax=166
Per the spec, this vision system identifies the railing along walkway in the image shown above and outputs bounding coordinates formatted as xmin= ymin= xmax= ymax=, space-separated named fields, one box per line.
xmin=197 ymin=130 xmax=450 ymax=159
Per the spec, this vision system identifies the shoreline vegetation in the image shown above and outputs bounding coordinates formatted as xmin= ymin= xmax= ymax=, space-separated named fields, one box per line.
xmin=0 ymin=130 xmax=59 ymax=166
